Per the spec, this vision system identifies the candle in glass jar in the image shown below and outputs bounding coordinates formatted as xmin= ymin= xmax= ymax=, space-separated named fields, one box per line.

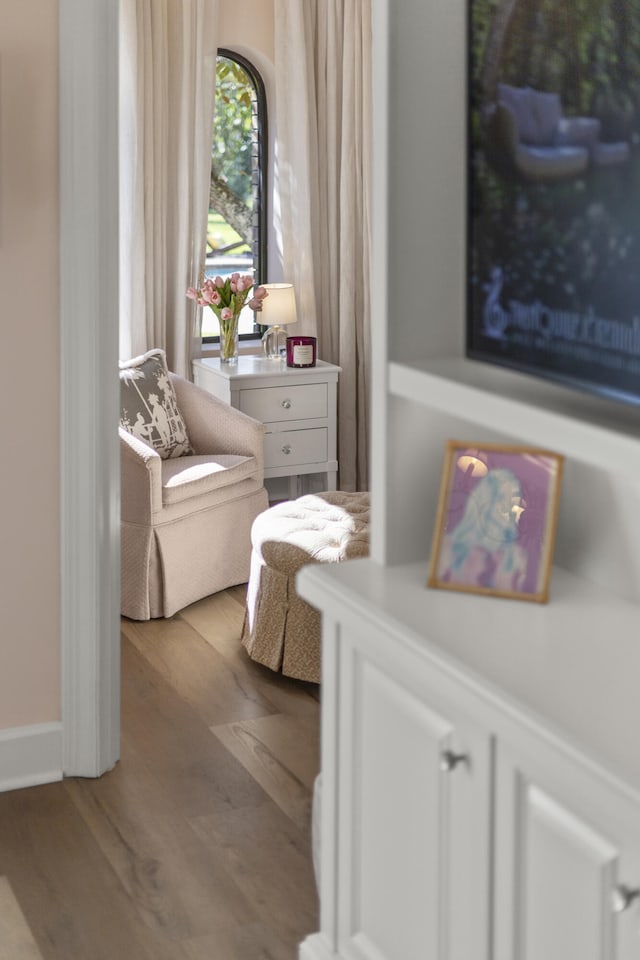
xmin=286 ymin=335 xmax=317 ymax=367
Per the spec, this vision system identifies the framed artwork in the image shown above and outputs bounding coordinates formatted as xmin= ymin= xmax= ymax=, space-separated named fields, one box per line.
xmin=428 ymin=441 xmax=564 ymax=603
xmin=467 ymin=0 xmax=640 ymax=408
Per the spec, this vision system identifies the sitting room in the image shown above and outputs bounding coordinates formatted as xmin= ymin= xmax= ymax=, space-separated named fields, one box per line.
xmin=5 ymin=1 xmax=640 ymax=958
xmin=1 ymin=0 xmax=369 ymax=956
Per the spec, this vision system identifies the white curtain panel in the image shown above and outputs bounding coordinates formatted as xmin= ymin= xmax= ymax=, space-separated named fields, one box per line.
xmin=119 ymin=0 xmax=217 ymax=377
xmin=274 ymin=0 xmax=372 ymax=492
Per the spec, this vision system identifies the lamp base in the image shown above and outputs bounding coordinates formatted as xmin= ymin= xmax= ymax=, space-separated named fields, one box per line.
xmin=262 ymin=324 xmax=287 ymax=359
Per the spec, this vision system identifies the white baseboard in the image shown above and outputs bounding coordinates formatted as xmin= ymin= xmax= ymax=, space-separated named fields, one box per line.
xmin=299 ymin=933 xmax=338 ymax=959
xmin=0 ymin=722 xmax=63 ymax=793
xmin=300 ymin=932 xmax=382 ymax=960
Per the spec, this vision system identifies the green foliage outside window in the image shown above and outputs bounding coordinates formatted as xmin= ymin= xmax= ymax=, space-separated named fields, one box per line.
xmin=204 ymin=51 xmax=266 ymax=340
xmin=213 ymin=56 xmax=254 ymax=207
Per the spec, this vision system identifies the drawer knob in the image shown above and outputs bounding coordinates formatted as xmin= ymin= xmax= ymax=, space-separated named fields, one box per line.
xmin=612 ymin=884 xmax=640 ymax=913
xmin=281 ymin=398 xmax=292 ymax=409
xmin=282 ymin=444 xmax=292 ymax=455
xmin=440 ymin=750 xmax=468 ymax=772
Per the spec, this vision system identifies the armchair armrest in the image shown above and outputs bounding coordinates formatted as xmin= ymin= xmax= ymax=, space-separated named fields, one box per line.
xmin=487 ymin=102 xmax=519 ymax=157
xmin=119 ymin=427 xmax=163 ymax=521
xmin=171 ymin=375 xmax=266 ymax=478
xmin=555 ymin=116 xmax=600 ymax=149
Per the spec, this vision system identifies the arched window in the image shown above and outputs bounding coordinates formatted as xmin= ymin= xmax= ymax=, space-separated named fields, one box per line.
xmin=203 ymin=49 xmax=267 ymax=342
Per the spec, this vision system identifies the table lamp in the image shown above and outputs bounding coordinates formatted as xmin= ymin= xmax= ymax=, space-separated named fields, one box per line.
xmin=260 ymin=283 xmax=298 ymax=358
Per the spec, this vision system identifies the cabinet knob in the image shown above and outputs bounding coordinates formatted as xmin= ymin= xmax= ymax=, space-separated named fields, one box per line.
xmin=439 ymin=749 xmax=468 ymax=772
xmin=611 ymin=884 xmax=640 ymax=913
xmin=282 ymin=444 xmax=292 ymax=455
xmin=281 ymin=398 xmax=292 ymax=409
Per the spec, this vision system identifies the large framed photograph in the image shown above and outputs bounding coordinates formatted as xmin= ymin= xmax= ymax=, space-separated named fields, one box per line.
xmin=467 ymin=1 xmax=640 ymax=407
xmin=428 ymin=441 xmax=564 ymax=603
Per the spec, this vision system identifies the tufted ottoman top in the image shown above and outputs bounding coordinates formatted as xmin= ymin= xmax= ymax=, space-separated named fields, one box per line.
xmin=251 ymin=490 xmax=370 ymax=577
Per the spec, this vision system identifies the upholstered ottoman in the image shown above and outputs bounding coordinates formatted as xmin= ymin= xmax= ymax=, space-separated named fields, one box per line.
xmin=240 ymin=491 xmax=370 ymax=683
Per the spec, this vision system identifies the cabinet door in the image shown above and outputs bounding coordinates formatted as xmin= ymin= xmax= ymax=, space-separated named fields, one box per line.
xmin=494 ymin=737 xmax=640 ymax=960
xmin=335 ymin=627 xmax=492 ymax=960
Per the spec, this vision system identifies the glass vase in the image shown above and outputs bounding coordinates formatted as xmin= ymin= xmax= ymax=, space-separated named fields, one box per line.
xmin=219 ymin=315 xmax=239 ymax=364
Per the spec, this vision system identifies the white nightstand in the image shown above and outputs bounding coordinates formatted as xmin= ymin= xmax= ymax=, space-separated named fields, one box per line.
xmin=193 ymin=355 xmax=341 ymax=500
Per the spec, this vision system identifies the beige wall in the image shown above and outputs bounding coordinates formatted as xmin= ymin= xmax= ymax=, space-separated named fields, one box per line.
xmin=0 ymin=0 xmax=273 ymax=734
xmin=0 ymin=1 xmax=60 ymax=726
xmin=218 ymin=0 xmax=274 ymax=62
xmin=218 ymin=0 xmax=278 ymax=280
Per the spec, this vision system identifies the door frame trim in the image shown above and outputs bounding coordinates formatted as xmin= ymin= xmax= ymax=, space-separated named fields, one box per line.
xmin=59 ymin=0 xmax=120 ymax=776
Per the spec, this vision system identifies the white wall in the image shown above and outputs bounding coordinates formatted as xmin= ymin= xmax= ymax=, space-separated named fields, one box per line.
xmin=0 ymin=1 xmax=61 ymax=728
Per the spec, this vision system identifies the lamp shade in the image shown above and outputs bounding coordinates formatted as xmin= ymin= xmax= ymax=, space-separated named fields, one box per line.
xmin=260 ymin=283 xmax=298 ymax=327
xmin=260 ymin=283 xmax=298 ymax=358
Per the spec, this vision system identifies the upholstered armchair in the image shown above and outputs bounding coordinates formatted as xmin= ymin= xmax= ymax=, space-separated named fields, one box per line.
xmin=120 ymin=369 xmax=269 ymax=620
xmin=487 ymin=83 xmax=630 ymax=182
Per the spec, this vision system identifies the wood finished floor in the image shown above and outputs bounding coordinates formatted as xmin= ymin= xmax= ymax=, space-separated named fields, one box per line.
xmin=0 ymin=585 xmax=320 ymax=960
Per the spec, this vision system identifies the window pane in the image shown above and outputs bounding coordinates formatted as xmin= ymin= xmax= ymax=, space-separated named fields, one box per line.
xmin=204 ymin=52 xmax=265 ymax=340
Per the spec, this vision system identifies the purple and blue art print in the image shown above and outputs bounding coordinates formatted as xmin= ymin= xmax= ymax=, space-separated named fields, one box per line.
xmin=429 ymin=443 xmax=563 ymax=602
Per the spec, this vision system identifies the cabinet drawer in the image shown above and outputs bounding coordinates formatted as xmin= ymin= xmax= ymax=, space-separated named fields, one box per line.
xmin=264 ymin=428 xmax=328 ymax=468
xmin=239 ymin=383 xmax=327 ymax=423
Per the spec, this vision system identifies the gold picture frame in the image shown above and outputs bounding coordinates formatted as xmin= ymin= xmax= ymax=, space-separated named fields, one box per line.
xmin=428 ymin=441 xmax=564 ymax=603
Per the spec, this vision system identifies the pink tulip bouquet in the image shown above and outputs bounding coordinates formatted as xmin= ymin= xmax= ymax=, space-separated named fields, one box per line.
xmin=187 ymin=274 xmax=268 ymax=362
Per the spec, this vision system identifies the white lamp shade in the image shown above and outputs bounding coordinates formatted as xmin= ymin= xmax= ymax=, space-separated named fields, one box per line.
xmin=260 ymin=283 xmax=298 ymax=327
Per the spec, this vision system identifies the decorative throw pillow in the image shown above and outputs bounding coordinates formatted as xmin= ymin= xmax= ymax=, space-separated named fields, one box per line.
xmin=119 ymin=348 xmax=193 ymax=459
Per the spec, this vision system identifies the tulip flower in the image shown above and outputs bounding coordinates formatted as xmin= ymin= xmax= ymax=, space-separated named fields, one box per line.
xmin=186 ymin=273 xmax=269 ymax=360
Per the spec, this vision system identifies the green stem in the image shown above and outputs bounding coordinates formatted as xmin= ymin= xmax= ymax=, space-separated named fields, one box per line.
xmin=220 ymin=314 xmax=240 ymax=361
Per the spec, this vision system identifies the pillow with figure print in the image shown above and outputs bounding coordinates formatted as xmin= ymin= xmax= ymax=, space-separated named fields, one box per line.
xmin=119 ymin=348 xmax=193 ymax=459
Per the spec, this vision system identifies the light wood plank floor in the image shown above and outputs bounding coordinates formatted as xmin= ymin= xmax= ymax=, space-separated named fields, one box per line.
xmin=0 ymin=586 xmax=320 ymax=960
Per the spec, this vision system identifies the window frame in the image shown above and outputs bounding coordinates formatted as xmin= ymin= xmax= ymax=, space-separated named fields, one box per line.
xmin=203 ymin=48 xmax=268 ymax=344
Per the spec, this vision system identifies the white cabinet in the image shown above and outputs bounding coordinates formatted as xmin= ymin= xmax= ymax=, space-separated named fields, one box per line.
xmin=192 ymin=356 xmax=340 ymax=500
xmin=494 ymin=734 xmax=640 ymax=960
xmin=331 ymin=618 xmax=491 ymax=960
xmin=297 ymin=560 xmax=640 ymax=960
xmin=295 ymin=0 xmax=640 ymax=958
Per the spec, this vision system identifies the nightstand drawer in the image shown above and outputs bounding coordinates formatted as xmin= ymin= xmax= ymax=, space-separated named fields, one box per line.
xmin=239 ymin=383 xmax=327 ymax=423
xmin=264 ymin=428 xmax=328 ymax=468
